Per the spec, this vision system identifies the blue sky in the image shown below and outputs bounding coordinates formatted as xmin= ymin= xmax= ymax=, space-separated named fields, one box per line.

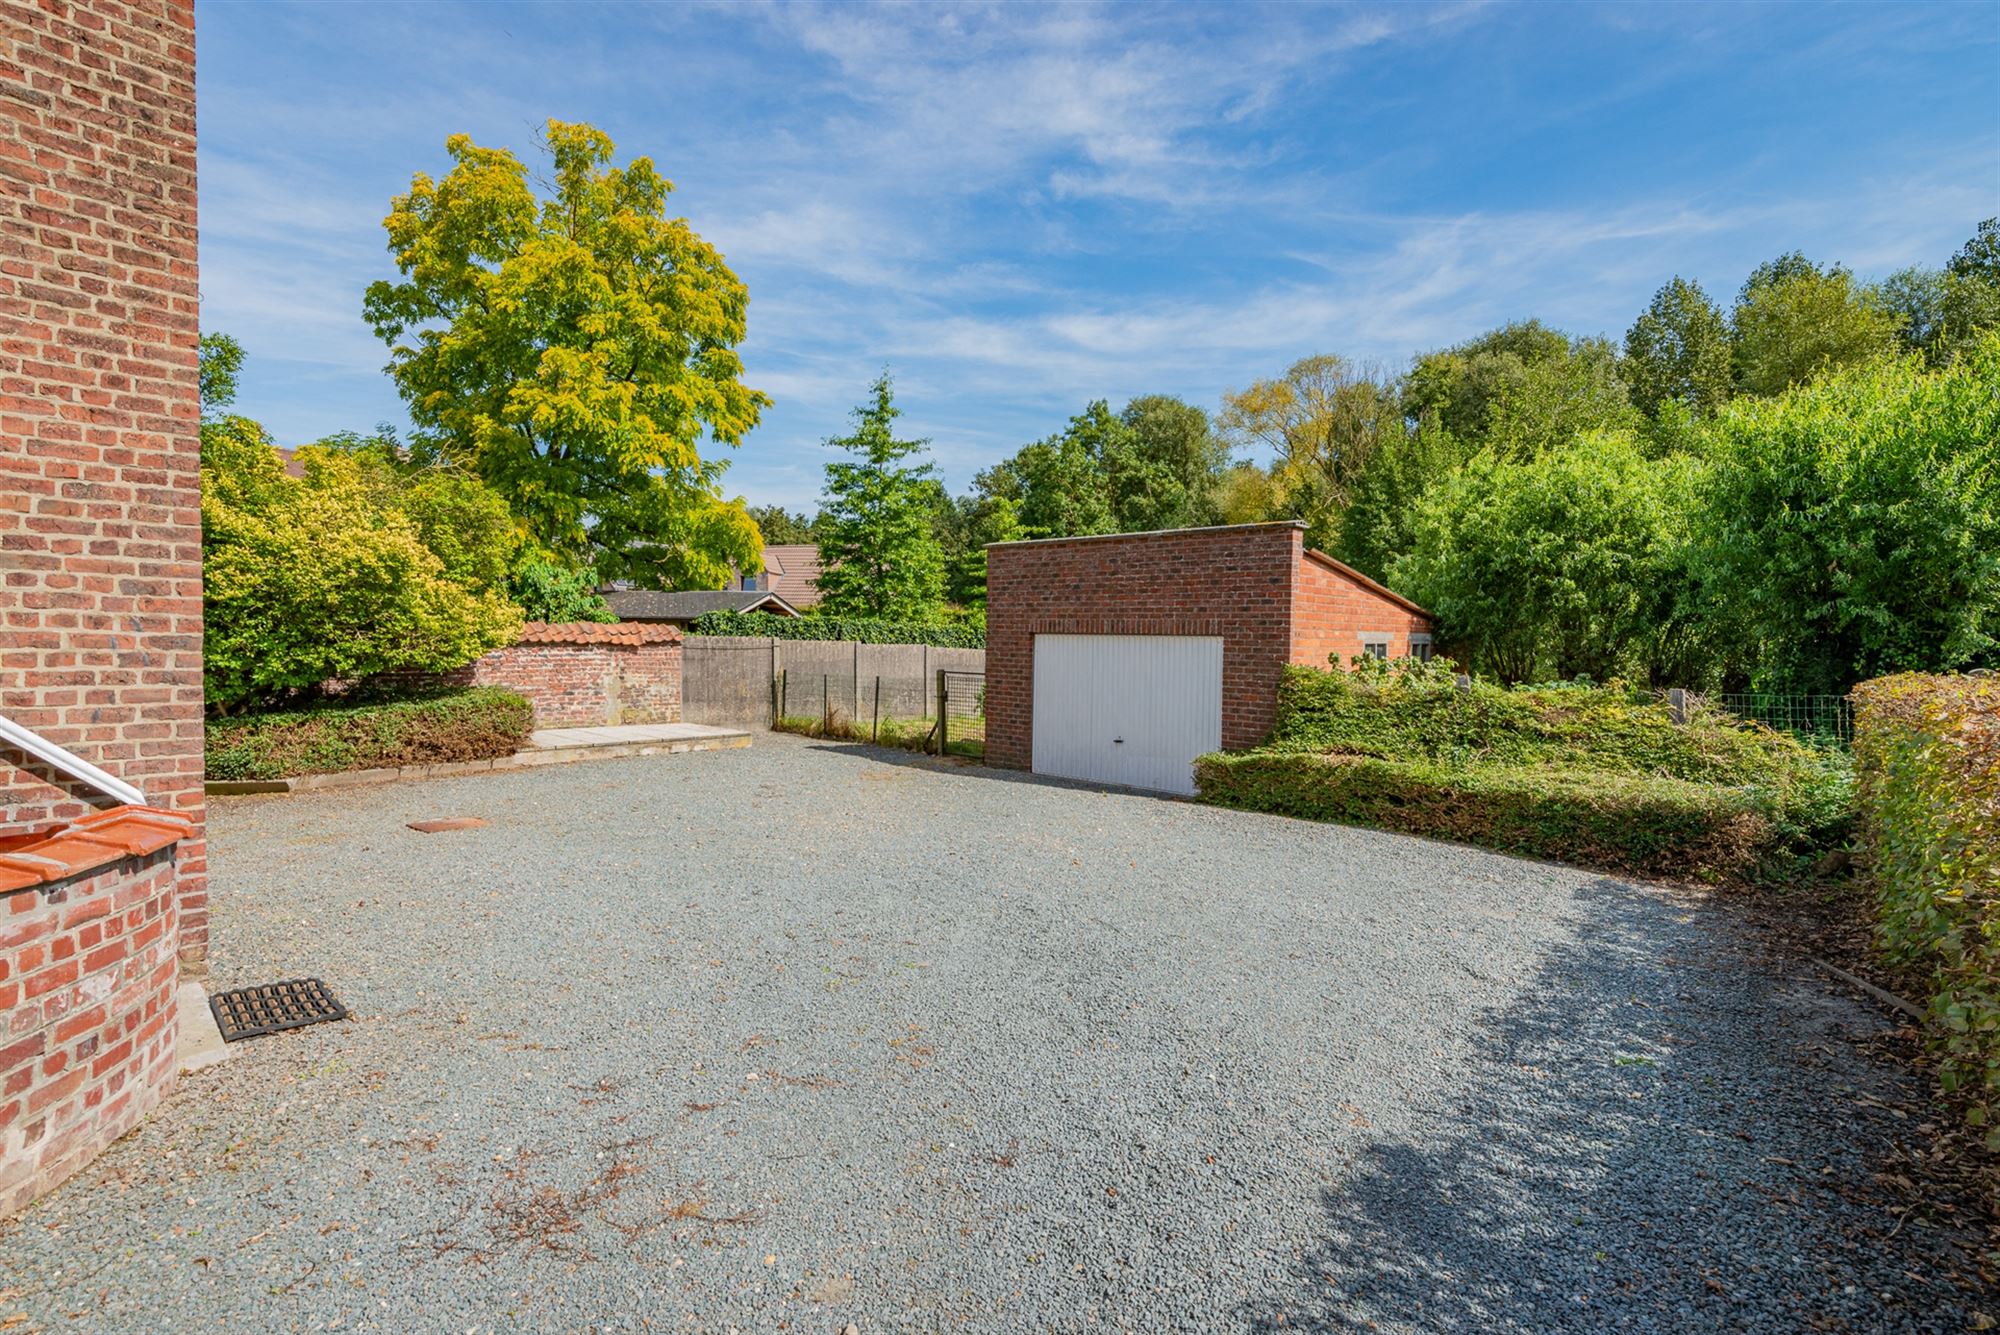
xmin=198 ymin=1 xmax=2000 ymax=510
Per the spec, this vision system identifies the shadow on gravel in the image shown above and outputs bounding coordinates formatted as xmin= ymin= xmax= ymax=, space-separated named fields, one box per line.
xmin=1245 ymin=878 xmax=1975 ymax=1335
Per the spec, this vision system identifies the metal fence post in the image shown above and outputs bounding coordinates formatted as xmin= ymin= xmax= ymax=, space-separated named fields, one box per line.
xmin=872 ymin=676 xmax=881 ymax=742
xmin=936 ymin=668 xmax=947 ymax=754
xmin=822 ymin=673 xmax=830 ymax=733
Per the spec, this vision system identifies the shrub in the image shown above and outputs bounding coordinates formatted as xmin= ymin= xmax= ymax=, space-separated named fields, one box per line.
xmin=201 ymin=429 xmax=521 ymax=711
xmin=510 ymin=558 xmax=616 ymax=623
xmin=1390 ymin=431 xmax=1699 ymax=684
xmin=687 ymin=610 xmax=984 ymax=648
xmin=204 ymin=686 xmax=533 ymax=780
xmin=1195 ymin=661 xmax=1853 ymax=881
xmin=1273 ymin=661 xmax=1847 ymax=804
xmin=1852 ymin=673 xmax=2000 ymax=1145
xmin=1692 ymin=335 xmax=2000 ymax=694
xmin=1194 ymin=751 xmax=1773 ymax=884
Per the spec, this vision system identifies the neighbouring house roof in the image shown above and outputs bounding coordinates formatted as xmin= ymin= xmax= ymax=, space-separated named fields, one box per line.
xmin=274 ymin=446 xmax=306 ymax=478
xmin=517 ymin=620 xmax=681 ymax=646
xmin=603 ymin=589 xmax=801 ymax=625
xmin=1302 ymin=548 xmax=1435 ymax=624
xmin=754 ymin=544 xmax=823 ymax=608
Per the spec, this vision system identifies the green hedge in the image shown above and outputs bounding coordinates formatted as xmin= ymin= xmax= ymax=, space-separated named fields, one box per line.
xmin=1195 ymin=751 xmax=1782 ymax=884
xmin=1193 ymin=661 xmax=1852 ymax=883
xmin=1270 ymin=660 xmax=1824 ymax=785
xmin=204 ymin=687 xmax=534 ymax=780
xmin=1853 ymin=673 xmax=2000 ymax=1146
xmin=687 ymin=610 xmax=984 ymax=648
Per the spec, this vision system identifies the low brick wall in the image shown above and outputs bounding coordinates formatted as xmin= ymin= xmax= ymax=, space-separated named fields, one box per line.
xmin=388 ymin=622 xmax=683 ymax=729
xmin=0 ymin=806 xmax=192 ymax=1216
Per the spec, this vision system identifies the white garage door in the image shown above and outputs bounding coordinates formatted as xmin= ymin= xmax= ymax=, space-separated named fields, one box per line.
xmin=1031 ymin=634 xmax=1223 ymax=796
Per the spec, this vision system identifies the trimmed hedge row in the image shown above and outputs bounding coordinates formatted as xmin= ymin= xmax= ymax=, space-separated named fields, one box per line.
xmin=687 ymin=610 xmax=984 ymax=648
xmin=1193 ymin=661 xmax=1852 ymax=884
xmin=204 ymin=686 xmax=534 ymax=780
xmin=1271 ymin=659 xmax=1818 ymax=785
xmin=1852 ymin=673 xmax=2000 ymax=1146
xmin=1194 ymin=751 xmax=1776 ymax=884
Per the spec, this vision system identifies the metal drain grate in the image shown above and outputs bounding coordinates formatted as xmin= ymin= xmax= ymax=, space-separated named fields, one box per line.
xmin=209 ymin=978 xmax=348 ymax=1043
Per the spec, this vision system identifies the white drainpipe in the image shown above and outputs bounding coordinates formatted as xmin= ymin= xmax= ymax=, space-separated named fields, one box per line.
xmin=0 ymin=713 xmax=147 ymax=808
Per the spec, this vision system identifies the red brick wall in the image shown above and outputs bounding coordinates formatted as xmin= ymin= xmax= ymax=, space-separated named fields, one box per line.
xmin=0 ymin=806 xmax=190 ymax=1215
xmin=383 ymin=625 xmax=684 ymax=728
xmin=985 ymin=524 xmax=1437 ymax=771
xmin=0 ymin=1 xmax=205 ymax=962
xmin=1290 ymin=550 xmax=1433 ymax=669
xmin=985 ymin=524 xmax=1304 ymax=768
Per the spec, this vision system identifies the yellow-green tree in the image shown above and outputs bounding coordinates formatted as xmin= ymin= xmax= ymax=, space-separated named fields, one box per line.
xmin=365 ymin=120 xmax=766 ymax=589
xmin=201 ymin=431 xmax=522 ymax=712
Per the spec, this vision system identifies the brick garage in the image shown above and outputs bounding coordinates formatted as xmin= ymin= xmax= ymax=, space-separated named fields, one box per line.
xmin=397 ymin=622 xmax=685 ymax=728
xmin=984 ymin=522 xmax=1433 ymax=786
xmin=1 ymin=0 xmax=202 ymax=1212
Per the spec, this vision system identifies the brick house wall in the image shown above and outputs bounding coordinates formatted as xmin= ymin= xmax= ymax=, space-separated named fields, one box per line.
xmin=984 ymin=522 xmax=1435 ymax=771
xmin=1290 ymin=549 xmax=1433 ymax=669
xmin=385 ymin=623 xmax=684 ymax=728
xmin=1 ymin=1 xmax=205 ymax=963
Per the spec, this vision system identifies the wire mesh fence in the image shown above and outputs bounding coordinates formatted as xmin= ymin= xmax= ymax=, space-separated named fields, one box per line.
xmin=1716 ymin=692 xmax=1854 ymax=744
xmin=772 ymin=668 xmax=984 ymax=757
xmin=937 ymin=670 xmax=986 ymax=758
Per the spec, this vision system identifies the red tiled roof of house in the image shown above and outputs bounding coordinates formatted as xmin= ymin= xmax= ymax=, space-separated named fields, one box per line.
xmin=517 ymin=621 xmax=682 ymax=646
xmin=759 ymin=544 xmax=823 ymax=607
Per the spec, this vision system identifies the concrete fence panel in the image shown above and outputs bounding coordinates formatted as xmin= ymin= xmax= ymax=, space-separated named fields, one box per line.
xmin=682 ymin=637 xmax=987 ymax=728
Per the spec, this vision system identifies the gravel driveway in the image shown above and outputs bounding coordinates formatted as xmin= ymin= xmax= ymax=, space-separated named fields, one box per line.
xmin=0 ymin=734 xmax=1979 ymax=1331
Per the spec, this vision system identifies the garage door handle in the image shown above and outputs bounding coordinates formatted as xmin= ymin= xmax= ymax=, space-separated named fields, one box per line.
xmin=1112 ymin=737 xmax=1124 ymax=744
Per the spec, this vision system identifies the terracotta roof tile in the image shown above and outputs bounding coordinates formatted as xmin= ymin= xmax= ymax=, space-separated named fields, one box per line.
xmin=0 ymin=805 xmax=193 ymax=894
xmin=758 ymin=545 xmax=823 ymax=608
xmin=517 ymin=620 xmax=682 ymax=646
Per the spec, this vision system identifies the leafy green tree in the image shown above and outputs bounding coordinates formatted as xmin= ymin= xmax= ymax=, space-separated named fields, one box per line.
xmin=1220 ymin=355 xmax=1401 ymax=543
xmin=1623 ymin=277 xmax=1734 ymax=418
xmin=747 ymin=504 xmax=816 ymax=545
xmin=198 ymin=332 xmax=245 ymax=418
xmin=1330 ymin=415 xmax=1469 ymax=581
xmin=813 ymin=373 xmax=946 ymax=620
xmin=1731 ymin=253 xmax=1902 ymax=396
xmin=1392 ymin=432 xmax=1694 ymax=683
xmin=942 ymin=493 xmax=1026 ymax=609
xmin=364 ymin=120 xmax=765 ymax=586
xmin=1210 ymin=461 xmax=1281 ymax=526
xmin=1691 ymin=333 xmax=2000 ymax=693
xmin=509 ymin=558 xmax=616 ymax=623
xmin=1118 ymin=394 xmax=1231 ymax=528
xmin=1878 ymin=264 xmax=2000 ymax=369
xmin=1949 ymin=217 xmax=2000 ymax=284
xmin=1403 ymin=321 xmax=1636 ymax=458
xmin=987 ymin=402 xmax=1121 ymax=539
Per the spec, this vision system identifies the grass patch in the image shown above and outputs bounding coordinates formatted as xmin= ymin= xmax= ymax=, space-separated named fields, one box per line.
xmin=774 ymin=712 xmax=985 ymax=759
xmin=205 ymin=686 xmax=534 ymax=780
xmin=1196 ymin=659 xmax=1851 ymax=885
